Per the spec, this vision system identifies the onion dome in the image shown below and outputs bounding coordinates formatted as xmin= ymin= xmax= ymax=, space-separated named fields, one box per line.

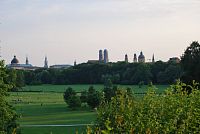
xmin=11 ymin=55 xmax=19 ymax=64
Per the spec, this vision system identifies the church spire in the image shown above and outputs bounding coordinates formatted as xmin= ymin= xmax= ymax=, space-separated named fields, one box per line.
xmin=44 ymin=56 xmax=48 ymax=68
xmin=26 ymin=56 xmax=29 ymax=65
xmin=125 ymin=54 xmax=128 ymax=63
xmin=152 ymin=54 xmax=155 ymax=63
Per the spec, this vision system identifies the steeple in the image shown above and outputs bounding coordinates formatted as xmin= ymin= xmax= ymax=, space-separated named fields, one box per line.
xmin=152 ymin=54 xmax=155 ymax=63
xmin=74 ymin=60 xmax=77 ymax=66
xmin=133 ymin=53 xmax=137 ymax=63
xmin=125 ymin=54 xmax=128 ymax=63
xmin=44 ymin=56 xmax=48 ymax=68
xmin=26 ymin=56 xmax=29 ymax=65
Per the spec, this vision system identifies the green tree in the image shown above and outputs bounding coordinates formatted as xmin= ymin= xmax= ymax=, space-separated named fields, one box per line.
xmin=103 ymin=79 xmax=117 ymax=101
xmin=0 ymin=61 xmax=18 ymax=134
xmin=68 ymin=95 xmax=81 ymax=109
xmin=132 ymin=63 xmax=152 ymax=84
xmin=80 ymin=90 xmax=88 ymax=103
xmin=181 ymin=41 xmax=200 ymax=83
xmin=63 ymin=87 xmax=76 ymax=104
xmin=87 ymin=86 xmax=101 ymax=109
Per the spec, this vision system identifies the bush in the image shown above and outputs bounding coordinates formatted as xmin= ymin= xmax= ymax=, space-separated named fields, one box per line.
xmin=92 ymin=81 xmax=200 ymax=133
xmin=63 ymin=87 xmax=76 ymax=104
xmin=68 ymin=95 xmax=81 ymax=109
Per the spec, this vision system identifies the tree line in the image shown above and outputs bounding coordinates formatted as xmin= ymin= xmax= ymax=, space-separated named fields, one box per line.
xmin=16 ymin=61 xmax=182 ymax=86
xmin=7 ymin=41 xmax=200 ymax=90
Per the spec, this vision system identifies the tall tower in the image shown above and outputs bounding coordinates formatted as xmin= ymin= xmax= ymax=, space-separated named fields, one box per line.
xmin=74 ymin=60 xmax=77 ymax=66
xmin=104 ymin=49 xmax=109 ymax=64
xmin=44 ymin=56 xmax=48 ymax=68
xmin=133 ymin=53 xmax=137 ymax=63
xmin=152 ymin=54 xmax=155 ymax=63
xmin=26 ymin=56 xmax=29 ymax=65
xmin=99 ymin=50 xmax=104 ymax=62
xmin=125 ymin=54 xmax=128 ymax=63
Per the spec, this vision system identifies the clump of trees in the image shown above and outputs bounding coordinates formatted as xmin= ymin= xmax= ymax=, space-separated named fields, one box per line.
xmin=63 ymin=86 xmax=101 ymax=109
xmin=86 ymin=81 xmax=200 ymax=133
xmin=181 ymin=41 xmax=200 ymax=83
xmin=0 ymin=61 xmax=19 ymax=134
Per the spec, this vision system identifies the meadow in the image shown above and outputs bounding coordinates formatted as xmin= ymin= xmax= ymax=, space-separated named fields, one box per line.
xmin=9 ymin=84 xmax=169 ymax=134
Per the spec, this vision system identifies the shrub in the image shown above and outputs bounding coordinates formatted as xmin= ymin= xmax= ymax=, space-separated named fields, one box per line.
xmin=92 ymin=81 xmax=200 ymax=133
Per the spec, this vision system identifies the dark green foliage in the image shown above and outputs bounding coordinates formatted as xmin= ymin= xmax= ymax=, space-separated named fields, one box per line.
xmin=0 ymin=61 xmax=18 ymax=134
xmin=87 ymin=86 xmax=101 ymax=109
xmin=157 ymin=64 xmax=183 ymax=84
xmin=181 ymin=41 xmax=200 ymax=83
xmin=19 ymin=60 xmax=184 ymax=85
xmin=63 ymin=87 xmax=76 ymax=104
xmin=80 ymin=90 xmax=88 ymax=103
xmin=103 ymin=79 xmax=117 ymax=101
xmin=132 ymin=63 xmax=152 ymax=84
xmin=67 ymin=95 xmax=81 ymax=109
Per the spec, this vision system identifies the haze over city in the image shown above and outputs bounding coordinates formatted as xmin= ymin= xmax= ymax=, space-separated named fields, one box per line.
xmin=1 ymin=0 xmax=200 ymax=66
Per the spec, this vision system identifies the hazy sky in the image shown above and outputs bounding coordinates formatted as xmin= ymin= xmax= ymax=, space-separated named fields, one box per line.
xmin=1 ymin=0 xmax=200 ymax=66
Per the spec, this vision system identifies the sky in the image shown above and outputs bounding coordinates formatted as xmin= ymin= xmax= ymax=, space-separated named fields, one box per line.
xmin=0 ymin=0 xmax=200 ymax=66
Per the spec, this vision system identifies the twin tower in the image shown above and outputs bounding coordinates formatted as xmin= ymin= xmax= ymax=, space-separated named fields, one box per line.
xmin=99 ymin=49 xmax=109 ymax=64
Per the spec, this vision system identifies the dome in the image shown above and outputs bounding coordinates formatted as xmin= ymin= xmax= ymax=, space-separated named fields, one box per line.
xmin=11 ymin=55 xmax=19 ymax=64
xmin=138 ymin=51 xmax=145 ymax=59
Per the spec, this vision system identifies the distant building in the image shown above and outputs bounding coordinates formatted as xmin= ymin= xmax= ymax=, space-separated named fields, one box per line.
xmin=50 ymin=64 xmax=72 ymax=69
xmin=125 ymin=54 xmax=128 ymax=63
xmin=152 ymin=54 xmax=155 ymax=63
xmin=74 ymin=60 xmax=77 ymax=66
xmin=133 ymin=53 xmax=137 ymax=63
xmin=7 ymin=55 xmax=40 ymax=70
xmin=99 ymin=50 xmax=104 ymax=62
xmin=138 ymin=51 xmax=145 ymax=63
xmin=168 ymin=57 xmax=180 ymax=63
xmin=44 ymin=56 xmax=48 ymax=68
xmin=104 ymin=49 xmax=109 ymax=63
xmin=87 ymin=60 xmax=99 ymax=64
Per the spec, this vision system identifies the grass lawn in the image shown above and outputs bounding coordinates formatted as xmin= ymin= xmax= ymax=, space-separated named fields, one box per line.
xmin=22 ymin=84 xmax=169 ymax=93
xmin=9 ymin=92 xmax=96 ymax=134
xmin=10 ymin=84 xmax=170 ymax=134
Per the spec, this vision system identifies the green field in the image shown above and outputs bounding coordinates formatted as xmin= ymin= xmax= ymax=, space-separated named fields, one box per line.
xmin=10 ymin=84 xmax=170 ymax=134
xmin=22 ymin=84 xmax=169 ymax=93
xmin=9 ymin=92 xmax=96 ymax=134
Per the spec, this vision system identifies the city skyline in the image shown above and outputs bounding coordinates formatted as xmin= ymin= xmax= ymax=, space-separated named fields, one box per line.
xmin=1 ymin=0 xmax=200 ymax=66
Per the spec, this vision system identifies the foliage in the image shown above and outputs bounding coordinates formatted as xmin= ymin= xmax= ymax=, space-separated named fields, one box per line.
xmin=63 ymin=87 xmax=76 ymax=104
xmin=0 ymin=61 xmax=18 ymax=134
xmin=17 ymin=61 xmax=183 ymax=86
xmin=80 ymin=90 xmax=88 ymax=103
xmin=87 ymin=86 xmax=101 ymax=109
xmin=67 ymin=95 xmax=81 ymax=109
xmin=181 ymin=41 xmax=200 ymax=83
xmin=94 ymin=81 xmax=200 ymax=133
xmin=103 ymin=79 xmax=117 ymax=102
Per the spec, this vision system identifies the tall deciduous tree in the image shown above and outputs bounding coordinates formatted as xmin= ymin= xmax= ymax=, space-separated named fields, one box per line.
xmin=181 ymin=41 xmax=200 ymax=83
xmin=0 ymin=60 xmax=18 ymax=134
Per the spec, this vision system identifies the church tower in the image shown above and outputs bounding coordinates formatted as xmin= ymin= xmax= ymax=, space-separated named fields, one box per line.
xmin=104 ymin=49 xmax=109 ymax=64
xmin=74 ymin=60 xmax=77 ymax=66
xmin=99 ymin=50 xmax=104 ymax=62
xmin=44 ymin=56 xmax=48 ymax=68
xmin=125 ymin=54 xmax=128 ymax=63
xmin=152 ymin=54 xmax=155 ymax=63
xmin=26 ymin=56 xmax=29 ymax=65
xmin=133 ymin=53 xmax=137 ymax=63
